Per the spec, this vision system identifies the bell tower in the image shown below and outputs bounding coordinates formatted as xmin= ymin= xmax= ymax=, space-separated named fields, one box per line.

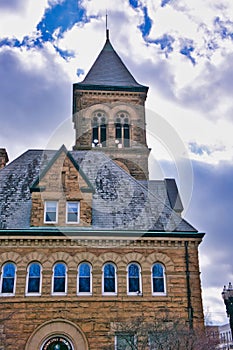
xmin=73 ymin=31 xmax=150 ymax=180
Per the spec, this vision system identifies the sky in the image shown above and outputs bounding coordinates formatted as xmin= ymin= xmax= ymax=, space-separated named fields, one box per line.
xmin=0 ymin=0 xmax=233 ymax=325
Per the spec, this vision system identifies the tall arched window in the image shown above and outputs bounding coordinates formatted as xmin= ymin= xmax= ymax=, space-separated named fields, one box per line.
xmin=26 ymin=262 xmax=42 ymax=295
xmin=127 ymin=263 xmax=142 ymax=295
xmin=152 ymin=263 xmax=166 ymax=295
xmin=115 ymin=112 xmax=130 ymax=148
xmin=0 ymin=262 xmax=16 ymax=295
xmin=102 ymin=263 xmax=117 ymax=295
xmin=77 ymin=262 xmax=92 ymax=295
xmin=52 ymin=262 xmax=67 ymax=295
xmin=92 ymin=111 xmax=107 ymax=147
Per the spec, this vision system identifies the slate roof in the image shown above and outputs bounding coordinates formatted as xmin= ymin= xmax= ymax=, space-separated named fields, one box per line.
xmin=0 ymin=148 xmax=197 ymax=233
xmin=74 ymin=36 xmax=148 ymax=92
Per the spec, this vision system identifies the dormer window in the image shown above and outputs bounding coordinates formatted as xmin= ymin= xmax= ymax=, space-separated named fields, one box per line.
xmin=66 ymin=202 xmax=80 ymax=224
xmin=92 ymin=111 xmax=107 ymax=147
xmin=44 ymin=201 xmax=58 ymax=224
xmin=115 ymin=112 xmax=130 ymax=148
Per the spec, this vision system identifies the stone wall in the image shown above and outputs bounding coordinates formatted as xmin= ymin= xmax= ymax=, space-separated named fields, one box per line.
xmin=0 ymin=235 xmax=204 ymax=350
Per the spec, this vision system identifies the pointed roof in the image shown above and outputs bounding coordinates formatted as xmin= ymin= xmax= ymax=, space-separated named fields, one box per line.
xmin=75 ymin=34 xmax=148 ymax=93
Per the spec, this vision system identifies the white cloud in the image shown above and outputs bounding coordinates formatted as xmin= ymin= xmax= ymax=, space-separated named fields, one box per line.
xmin=0 ymin=0 xmax=48 ymax=39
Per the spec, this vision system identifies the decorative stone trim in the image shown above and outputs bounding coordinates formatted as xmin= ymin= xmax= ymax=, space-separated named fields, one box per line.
xmin=0 ymin=237 xmax=202 ymax=249
xmin=0 ymin=252 xmax=21 ymax=266
xmin=25 ymin=318 xmax=88 ymax=350
xmin=46 ymin=252 xmax=76 ymax=269
xmin=146 ymin=252 xmax=175 ymax=271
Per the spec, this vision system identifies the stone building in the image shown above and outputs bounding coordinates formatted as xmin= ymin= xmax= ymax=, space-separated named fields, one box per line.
xmin=0 ymin=32 xmax=205 ymax=350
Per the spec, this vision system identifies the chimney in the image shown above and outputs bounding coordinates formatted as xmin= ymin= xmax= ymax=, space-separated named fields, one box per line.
xmin=0 ymin=148 xmax=9 ymax=169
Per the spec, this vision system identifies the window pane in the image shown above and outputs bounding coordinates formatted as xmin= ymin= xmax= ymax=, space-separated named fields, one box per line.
xmin=104 ymin=264 xmax=116 ymax=293
xmin=129 ymin=264 xmax=139 ymax=277
xmin=153 ymin=278 xmax=164 ymax=293
xmin=116 ymin=334 xmax=135 ymax=350
xmin=79 ymin=263 xmax=91 ymax=293
xmin=53 ymin=263 xmax=66 ymax=293
xmin=28 ymin=278 xmax=40 ymax=293
xmin=45 ymin=201 xmax=57 ymax=222
xmin=29 ymin=263 xmax=40 ymax=277
xmin=104 ymin=277 xmax=115 ymax=293
xmin=100 ymin=124 xmax=106 ymax=145
xmin=79 ymin=277 xmax=90 ymax=293
xmin=128 ymin=264 xmax=140 ymax=293
xmin=152 ymin=264 xmax=163 ymax=277
xmin=67 ymin=202 xmax=79 ymax=223
xmin=54 ymin=277 xmax=65 ymax=293
xmin=104 ymin=264 xmax=115 ymax=277
xmin=79 ymin=263 xmax=90 ymax=277
xmin=92 ymin=126 xmax=98 ymax=144
xmin=54 ymin=263 xmax=66 ymax=277
xmin=152 ymin=264 xmax=164 ymax=293
xmin=115 ymin=123 xmax=122 ymax=140
xmin=2 ymin=278 xmax=14 ymax=293
xmin=3 ymin=263 xmax=15 ymax=277
xmin=27 ymin=263 xmax=41 ymax=293
xmin=1 ymin=263 xmax=15 ymax=294
xmin=123 ymin=124 xmax=130 ymax=147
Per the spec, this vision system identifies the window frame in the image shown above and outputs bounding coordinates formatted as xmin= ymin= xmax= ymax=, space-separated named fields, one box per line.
xmin=127 ymin=262 xmax=142 ymax=296
xmin=44 ymin=200 xmax=58 ymax=224
xmin=115 ymin=112 xmax=130 ymax=148
xmin=92 ymin=111 xmax=107 ymax=147
xmin=102 ymin=262 xmax=117 ymax=296
xmin=115 ymin=332 xmax=136 ymax=350
xmin=151 ymin=263 xmax=166 ymax=296
xmin=51 ymin=262 xmax=67 ymax=296
xmin=0 ymin=262 xmax=17 ymax=296
xmin=77 ymin=262 xmax=92 ymax=295
xmin=66 ymin=201 xmax=80 ymax=224
xmin=25 ymin=262 xmax=42 ymax=296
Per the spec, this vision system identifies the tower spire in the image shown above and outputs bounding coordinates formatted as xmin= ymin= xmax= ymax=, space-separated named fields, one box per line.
xmin=106 ymin=10 xmax=109 ymax=40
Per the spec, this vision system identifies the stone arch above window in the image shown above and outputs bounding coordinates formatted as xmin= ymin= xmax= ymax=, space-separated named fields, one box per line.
xmin=146 ymin=252 xmax=174 ymax=272
xmin=98 ymin=252 xmax=124 ymax=269
xmin=46 ymin=252 xmax=75 ymax=269
xmin=25 ymin=319 xmax=88 ymax=350
xmin=92 ymin=110 xmax=107 ymax=147
xmin=0 ymin=252 xmax=21 ymax=266
xmin=123 ymin=252 xmax=146 ymax=267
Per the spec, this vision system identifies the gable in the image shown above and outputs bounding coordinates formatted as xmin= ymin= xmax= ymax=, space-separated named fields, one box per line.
xmin=30 ymin=146 xmax=94 ymax=227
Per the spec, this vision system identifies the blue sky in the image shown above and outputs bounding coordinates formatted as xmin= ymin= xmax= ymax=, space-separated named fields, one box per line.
xmin=1 ymin=0 xmax=233 ymax=325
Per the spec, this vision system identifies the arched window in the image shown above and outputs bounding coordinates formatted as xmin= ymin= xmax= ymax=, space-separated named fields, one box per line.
xmin=102 ymin=263 xmax=117 ymax=295
xmin=0 ymin=262 xmax=16 ymax=295
xmin=115 ymin=112 xmax=130 ymax=148
xmin=41 ymin=335 xmax=74 ymax=350
xmin=52 ymin=262 xmax=67 ymax=295
xmin=77 ymin=262 xmax=92 ymax=295
xmin=152 ymin=263 xmax=166 ymax=295
xmin=26 ymin=262 xmax=42 ymax=295
xmin=127 ymin=263 xmax=142 ymax=295
xmin=92 ymin=111 xmax=107 ymax=147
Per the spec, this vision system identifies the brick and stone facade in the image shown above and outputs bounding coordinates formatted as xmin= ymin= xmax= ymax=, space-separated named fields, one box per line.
xmin=0 ymin=234 xmax=204 ymax=349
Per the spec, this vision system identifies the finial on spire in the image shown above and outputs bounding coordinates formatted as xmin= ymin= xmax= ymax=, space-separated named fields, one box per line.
xmin=106 ymin=10 xmax=109 ymax=40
